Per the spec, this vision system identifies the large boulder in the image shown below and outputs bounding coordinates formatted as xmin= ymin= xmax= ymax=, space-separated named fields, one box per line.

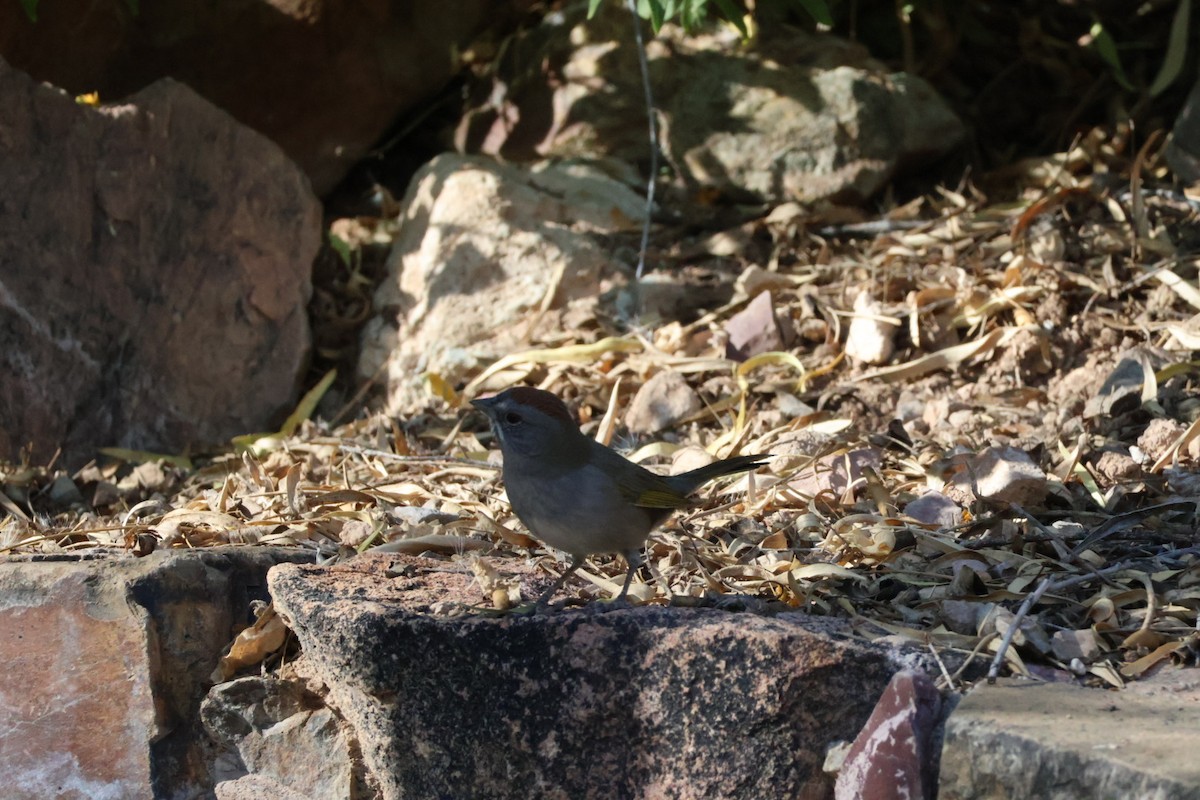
xmin=267 ymin=552 xmax=925 ymax=800
xmin=358 ymin=153 xmax=645 ymax=412
xmin=0 ymin=59 xmax=319 ymax=466
xmin=457 ymin=3 xmax=965 ymax=204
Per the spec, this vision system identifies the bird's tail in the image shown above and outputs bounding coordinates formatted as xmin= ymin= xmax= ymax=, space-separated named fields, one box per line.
xmin=676 ymin=454 xmax=770 ymax=493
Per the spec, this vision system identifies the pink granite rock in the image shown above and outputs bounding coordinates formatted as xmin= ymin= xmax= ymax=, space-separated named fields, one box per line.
xmin=0 ymin=548 xmax=310 ymax=799
xmin=268 ymin=553 xmax=927 ymax=800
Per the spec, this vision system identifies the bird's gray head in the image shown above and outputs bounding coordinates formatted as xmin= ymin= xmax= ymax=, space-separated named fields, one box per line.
xmin=471 ymin=387 xmax=582 ymax=461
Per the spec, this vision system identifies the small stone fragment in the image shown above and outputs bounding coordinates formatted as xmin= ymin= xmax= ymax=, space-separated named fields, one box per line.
xmin=904 ymin=492 xmax=962 ymax=529
xmin=939 ymin=600 xmax=979 ymax=636
xmin=845 ymin=291 xmax=898 ymax=365
xmin=1138 ymin=418 xmax=1188 ymax=465
xmin=626 ymin=371 xmax=701 ymax=434
xmin=1083 ymin=353 xmax=1150 ymax=419
xmin=725 ymin=290 xmax=783 ymax=361
xmin=788 ymin=448 xmax=882 ymax=498
xmin=947 ymin=446 xmax=1047 ymax=506
xmin=1051 ymin=629 xmax=1103 ymax=664
xmin=1091 ymin=449 xmax=1144 ymax=484
xmin=46 ymin=475 xmax=84 ymax=508
xmin=835 ymin=670 xmax=942 ymax=800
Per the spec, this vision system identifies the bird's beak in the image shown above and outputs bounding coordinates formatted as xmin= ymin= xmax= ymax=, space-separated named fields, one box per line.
xmin=470 ymin=396 xmax=502 ymax=425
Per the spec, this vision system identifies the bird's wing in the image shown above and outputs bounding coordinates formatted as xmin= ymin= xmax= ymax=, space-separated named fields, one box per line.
xmin=588 ymin=442 xmax=692 ymax=509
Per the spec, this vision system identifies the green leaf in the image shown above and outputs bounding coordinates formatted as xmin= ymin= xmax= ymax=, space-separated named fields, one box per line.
xmin=328 ymin=232 xmax=352 ymax=267
xmin=1150 ymin=0 xmax=1191 ymax=97
xmin=19 ymin=0 xmax=38 ymax=22
xmin=788 ymin=0 xmax=834 ymax=26
xmin=280 ymin=368 xmax=337 ymax=437
xmin=679 ymin=0 xmax=704 ymax=29
xmin=1087 ymin=20 xmax=1134 ymax=92
xmin=587 ymin=0 xmax=605 ymax=19
xmin=646 ymin=0 xmax=666 ymax=31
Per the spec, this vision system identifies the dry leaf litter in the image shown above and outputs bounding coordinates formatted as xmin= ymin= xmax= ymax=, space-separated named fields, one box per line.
xmin=4 ymin=125 xmax=1200 ymax=689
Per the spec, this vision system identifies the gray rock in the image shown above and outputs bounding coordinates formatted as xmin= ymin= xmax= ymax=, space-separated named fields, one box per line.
xmin=940 ymin=675 xmax=1200 ymax=799
xmin=458 ymin=3 xmax=964 ymax=204
xmin=203 ymin=676 xmax=362 ymax=800
xmin=359 ymin=154 xmax=640 ymax=413
xmin=1167 ymin=76 xmax=1200 ymax=185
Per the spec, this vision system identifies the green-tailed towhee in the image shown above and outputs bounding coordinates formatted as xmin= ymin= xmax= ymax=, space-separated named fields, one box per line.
xmin=472 ymin=386 xmax=768 ymax=607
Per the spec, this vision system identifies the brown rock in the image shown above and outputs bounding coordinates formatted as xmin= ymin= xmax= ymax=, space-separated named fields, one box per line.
xmin=0 ymin=558 xmax=156 ymax=797
xmin=0 ymin=1 xmax=509 ymax=194
xmin=268 ymin=553 xmax=922 ymax=800
xmin=625 ymin=370 xmax=702 ymax=434
xmin=835 ymin=670 xmax=943 ymax=800
xmin=0 ymin=548 xmax=311 ymax=800
xmin=0 ymin=59 xmax=318 ymax=466
xmin=725 ymin=290 xmax=784 ymax=361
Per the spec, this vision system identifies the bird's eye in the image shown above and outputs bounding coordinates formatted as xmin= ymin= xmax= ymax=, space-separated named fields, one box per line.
xmin=504 ymin=411 xmax=523 ymax=425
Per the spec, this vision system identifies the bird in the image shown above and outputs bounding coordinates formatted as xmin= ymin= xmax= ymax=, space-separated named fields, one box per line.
xmin=471 ymin=386 xmax=769 ymax=607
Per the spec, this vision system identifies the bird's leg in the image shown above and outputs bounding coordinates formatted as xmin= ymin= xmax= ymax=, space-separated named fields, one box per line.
xmin=535 ymin=554 xmax=586 ymax=610
xmin=614 ymin=549 xmax=645 ymax=602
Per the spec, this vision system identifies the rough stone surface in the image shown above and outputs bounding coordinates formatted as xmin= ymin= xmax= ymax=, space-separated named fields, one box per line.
xmin=458 ymin=4 xmax=964 ymax=204
xmin=214 ymin=774 xmax=314 ymax=800
xmin=359 ymin=154 xmax=642 ymax=412
xmin=0 ymin=58 xmax=319 ymax=467
xmin=835 ymin=670 xmax=942 ymax=800
xmin=0 ymin=1 xmax=508 ymax=194
xmin=203 ymin=675 xmax=364 ymax=800
xmin=0 ymin=548 xmax=312 ymax=800
xmin=269 ymin=553 xmax=919 ymax=800
xmin=939 ymin=674 xmax=1200 ymax=800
